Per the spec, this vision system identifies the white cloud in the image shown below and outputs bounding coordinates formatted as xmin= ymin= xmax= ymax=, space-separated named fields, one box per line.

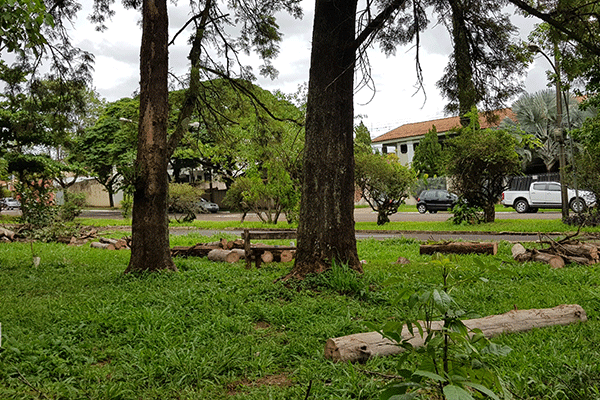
xmin=68 ymin=2 xmax=552 ymax=137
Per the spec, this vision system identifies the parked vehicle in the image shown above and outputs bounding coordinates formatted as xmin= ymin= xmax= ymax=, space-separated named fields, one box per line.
xmin=501 ymin=182 xmax=596 ymax=213
xmin=197 ymin=198 xmax=219 ymax=213
xmin=416 ymin=189 xmax=458 ymax=214
xmin=1 ymin=197 xmax=20 ymax=210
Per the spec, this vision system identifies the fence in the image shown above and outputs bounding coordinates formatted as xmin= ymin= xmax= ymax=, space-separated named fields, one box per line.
xmin=507 ymin=172 xmax=561 ymax=191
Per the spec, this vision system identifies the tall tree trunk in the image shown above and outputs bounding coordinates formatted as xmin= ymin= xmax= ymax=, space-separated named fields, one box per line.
xmin=449 ymin=0 xmax=477 ymax=126
xmin=284 ymin=0 xmax=361 ymax=279
xmin=125 ymin=0 xmax=176 ymax=273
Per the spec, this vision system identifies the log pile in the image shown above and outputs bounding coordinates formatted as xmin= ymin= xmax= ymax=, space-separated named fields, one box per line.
xmin=170 ymin=238 xmax=296 ymax=265
xmin=512 ymin=233 xmax=600 ymax=268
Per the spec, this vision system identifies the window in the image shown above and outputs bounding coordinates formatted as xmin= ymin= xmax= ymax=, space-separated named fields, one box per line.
xmin=548 ymin=183 xmax=561 ymax=191
xmin=532 ymin=183 xmax=546 ymax=191
xmin=400 ymin=144 xmax=408 ymax=154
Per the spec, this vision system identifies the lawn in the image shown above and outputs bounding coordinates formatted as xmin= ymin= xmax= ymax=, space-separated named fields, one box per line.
xmin=1 ymin=234 xmax=600 ymax=399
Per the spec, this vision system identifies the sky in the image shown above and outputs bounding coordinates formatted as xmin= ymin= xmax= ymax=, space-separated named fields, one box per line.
xmin=68 ymin=0 xmax=553 ymax=138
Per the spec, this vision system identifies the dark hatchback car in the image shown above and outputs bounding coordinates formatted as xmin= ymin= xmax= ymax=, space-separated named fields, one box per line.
xmin=416 ymin=189 xmax=458 ymax=214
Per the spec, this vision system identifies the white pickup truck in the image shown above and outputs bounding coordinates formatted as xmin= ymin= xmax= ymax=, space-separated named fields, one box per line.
xmin=501 ymin=181 xmax=596 ymax=213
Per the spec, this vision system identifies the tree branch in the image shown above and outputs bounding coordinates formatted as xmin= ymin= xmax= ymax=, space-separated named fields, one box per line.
xmin=353 ymin=0 xmax=409 ymax=52
xmin=508 ymin=0 xmax=600 ymax=55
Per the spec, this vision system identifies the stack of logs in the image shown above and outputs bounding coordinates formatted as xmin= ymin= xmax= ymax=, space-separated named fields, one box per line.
xmin=171 ymin=238 xmax=295 ymax=264
xmin=512 ymin=237 xmax=599 ymax=269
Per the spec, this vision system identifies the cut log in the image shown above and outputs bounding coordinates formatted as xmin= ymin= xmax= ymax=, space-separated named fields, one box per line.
xmin=512 ymin=244 xmax=566 ymax=269
xmin=207 ymin=249 xmax=240 ymax=263
xmin=261 ymin=251 xmax=274 ymax=263
xmin=325 ymin=304 xmax=587 ymax=363
xmin=90 ymin=242 xmax=115 ymax=250
xmin=420 ymin=242 xmax=498 ymax=256
xmin=276 ymin=249 xmax=295 ymax=263
xmin=231 ymin=249 xmax=246 ymax=259
xmin=511 ymin=243 xmax=527 ymax=259
xmin=0 ymin=228 xmax=15 ymax=240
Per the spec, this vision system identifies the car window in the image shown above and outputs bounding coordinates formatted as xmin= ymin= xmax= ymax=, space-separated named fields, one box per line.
xmin=532 ymin=183 xmax=546 ymax=191
xmin=548 ymin=183 xmax=561 ymax=191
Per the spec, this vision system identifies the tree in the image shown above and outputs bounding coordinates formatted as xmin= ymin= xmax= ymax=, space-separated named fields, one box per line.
xmin=73 ymin=98 xmax=138 ymax=207
xmin=411 ymin=126 xmax=445 ymax=177
xmin=432 ymin=0 xmax=527 ymax=125
xmin=355 ymin=152 xmax=415 ymax=225
xmin=500 ymin=90 xmax=594 ymax=172
xmin=124 ymin=0 xmax=174 ymax=273
xmin=224 ymin=160 xmax=300 ymax=224
xmin=94 ymin=0 xmax=303 ymax=274
xmin=445 ymin=109 xmax=522 ymax=222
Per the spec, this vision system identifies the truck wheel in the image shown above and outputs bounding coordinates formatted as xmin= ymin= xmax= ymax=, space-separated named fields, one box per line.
xmin=514 ymin=199 xmax=529 ymax=213
xmin=417 ymin=204 xmax=427 ymax=214
xmin=570 ymin=198 xmax=586 ymax=213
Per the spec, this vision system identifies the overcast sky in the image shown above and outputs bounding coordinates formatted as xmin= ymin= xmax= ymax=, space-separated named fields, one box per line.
xmin=69 ymin=0 xmax=553 ymax=137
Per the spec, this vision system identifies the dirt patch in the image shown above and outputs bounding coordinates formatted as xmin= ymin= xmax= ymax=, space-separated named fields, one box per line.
xmin=254 ymin=321 xmax=271 ymax=330
xmin=226 ymin=374 xmax=292 ymax=395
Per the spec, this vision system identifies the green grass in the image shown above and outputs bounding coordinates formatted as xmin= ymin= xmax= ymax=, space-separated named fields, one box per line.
xmin=1 ymin=236 xmax=600 ymax=399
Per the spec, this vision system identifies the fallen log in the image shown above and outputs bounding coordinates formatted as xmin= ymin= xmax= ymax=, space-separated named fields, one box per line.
xmin=207 ymin=249 xmax=240 ymax=263
xmin=420 ymin=241 xmax=498 ymax=256
xmin=90 ymin=242 xmax=115 ymax=250
xmin=324 ymin=304 xmax=586 ymax=363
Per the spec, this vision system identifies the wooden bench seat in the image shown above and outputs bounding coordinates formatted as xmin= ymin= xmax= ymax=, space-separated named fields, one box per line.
xmin=242 ymin=229 xmax=297 ymax=269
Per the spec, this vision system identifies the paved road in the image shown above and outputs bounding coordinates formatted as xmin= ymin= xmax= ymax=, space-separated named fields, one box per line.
xmin=0 ymin=207 xmax=560 ymax=242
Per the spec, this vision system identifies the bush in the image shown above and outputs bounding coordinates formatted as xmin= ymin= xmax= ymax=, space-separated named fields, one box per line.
xmin=58 ymin=192 xmax=86 ymax=222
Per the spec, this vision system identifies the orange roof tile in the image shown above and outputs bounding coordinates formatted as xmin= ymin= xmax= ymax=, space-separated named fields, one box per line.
xmin=372 ymin=108 xmax=516 ymax=143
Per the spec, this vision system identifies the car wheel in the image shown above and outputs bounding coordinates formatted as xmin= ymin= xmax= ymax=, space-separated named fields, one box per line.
xmin=514 ymin=199 xmax=529 ymax=213
xmin=417 ymin=204 xmax=427 ymax=214
xmin=570 ymin=198 xmax=586 ymax=213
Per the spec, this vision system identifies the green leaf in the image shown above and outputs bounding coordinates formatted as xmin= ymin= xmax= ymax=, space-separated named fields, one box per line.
xmin=443 ymin=384 xmax=476 ymax=400
xmin=413 ymin=369 xmax=447 ymax=383
xmin=462 ymin=382 xmax=501 ymax=400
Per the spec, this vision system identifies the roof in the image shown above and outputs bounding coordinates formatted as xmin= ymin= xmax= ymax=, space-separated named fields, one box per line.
xmin=372 ymin=108 xmax=516 ymax=143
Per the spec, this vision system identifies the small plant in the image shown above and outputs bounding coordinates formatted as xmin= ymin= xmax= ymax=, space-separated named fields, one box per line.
xmin=376 ymin=254 xmax=511 ymax=400
xmin=450 ymin=199 xmax=484 ymax=225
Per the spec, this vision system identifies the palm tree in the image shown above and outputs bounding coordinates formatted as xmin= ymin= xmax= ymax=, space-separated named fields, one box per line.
xmin=501 ymin=89 xmax=593 ymax=172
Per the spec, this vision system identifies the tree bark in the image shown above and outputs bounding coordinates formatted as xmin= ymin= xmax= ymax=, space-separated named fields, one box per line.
xmin=125 ymin=0 xmax=176 ymax=273
xmin=448 ymin=0 xmax=477 ymax=126
xmin=284 ymin=0 xmax=361 ymax=280
xmin=325 ymin=304 xmax=587 ymax=363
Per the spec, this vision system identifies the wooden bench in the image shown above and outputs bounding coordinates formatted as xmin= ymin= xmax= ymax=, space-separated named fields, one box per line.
xmin=242 ymin=229 xmax=297 ymax=269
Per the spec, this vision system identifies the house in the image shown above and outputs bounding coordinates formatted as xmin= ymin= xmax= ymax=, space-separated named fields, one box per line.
xmin=371 ymin=108 xmax=516 ymax=166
